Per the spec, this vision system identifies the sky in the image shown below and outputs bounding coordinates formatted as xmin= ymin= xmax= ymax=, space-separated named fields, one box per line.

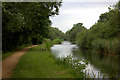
xmin=50 ymin=0 xmax=118 ymax=33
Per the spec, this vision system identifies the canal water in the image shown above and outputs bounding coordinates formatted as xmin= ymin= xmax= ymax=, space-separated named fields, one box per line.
xmin=51 ymin=41 xmax=120 ymax=78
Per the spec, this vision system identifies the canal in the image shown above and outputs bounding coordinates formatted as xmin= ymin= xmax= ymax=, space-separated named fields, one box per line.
xmin=51 ymin=41 xmax=120 ymax=78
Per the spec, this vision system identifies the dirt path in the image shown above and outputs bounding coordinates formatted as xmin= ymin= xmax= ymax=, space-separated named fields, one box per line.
xmin=2 ymin=45 xmax=38 ymax=78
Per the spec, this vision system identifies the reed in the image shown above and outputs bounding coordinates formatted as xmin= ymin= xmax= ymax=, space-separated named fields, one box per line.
xmin=91 ymin=70 xmax=96 ymax=78
xmin=91 ymin=38 xmax=119 ymax=55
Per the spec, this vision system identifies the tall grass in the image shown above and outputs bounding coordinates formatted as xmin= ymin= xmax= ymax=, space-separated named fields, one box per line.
xmin=91 ymin=38 xmax=119 ymax=55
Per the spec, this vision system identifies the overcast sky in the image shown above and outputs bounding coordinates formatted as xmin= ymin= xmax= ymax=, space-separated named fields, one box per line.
xmin=50 ymin=0 xmax=118 ymax=33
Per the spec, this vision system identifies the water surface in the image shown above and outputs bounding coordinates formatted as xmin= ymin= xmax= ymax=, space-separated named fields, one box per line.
xmin=51 ymin=41 xmax=120 ymax=78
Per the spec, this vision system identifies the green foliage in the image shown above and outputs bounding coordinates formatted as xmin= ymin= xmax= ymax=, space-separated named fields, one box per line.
xmin=45 ymin=41 xmax=53 ymax=50
xmin=43 ymin=27 xmax=65 ymax=50
xmin=91 ymin=38 xmax=119 ymax=55
xmin=48 ymin=27 xmax=65 ymax=40
xmin=52 ymin=38 xmax=63 ymax=44
xmin=91 ymin=39 xmax=105 ymax=51
xmin=2 ymin=2 xmax=62 ymax=52
xmin=45 ymin=38 xmax=63 ymax=50
xmin=76 ymin=30 xmax=89 ymax=48
xmin=65 ymin=23 xmax=87 ymax=43
xmin=76 ymin=2 xmax=120 ymax=55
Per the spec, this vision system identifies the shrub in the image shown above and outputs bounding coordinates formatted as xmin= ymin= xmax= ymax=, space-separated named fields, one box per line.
xmin=52 ymin=38 xmax=63 ymax=44
xmin=45 ymin=38 xmax=63 ymax=50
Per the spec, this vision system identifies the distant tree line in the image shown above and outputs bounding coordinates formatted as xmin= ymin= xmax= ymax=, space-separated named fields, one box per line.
xmin=47 ymin=27 xmax=65 ymax=40
xmin=65 ymin=23 xmax=87 ymax=43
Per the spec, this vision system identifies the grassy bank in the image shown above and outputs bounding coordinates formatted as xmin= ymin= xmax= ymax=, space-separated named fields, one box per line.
xmin=12 ymin=44 xmax=84 ymax=78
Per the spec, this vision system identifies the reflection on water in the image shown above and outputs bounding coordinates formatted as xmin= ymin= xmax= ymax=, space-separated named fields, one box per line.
xmin=51 ymin=41 xmax=120 ymax=78
xmin=75 ymin=49 xmax=120 ymax=78
xmin=51 ymin=41 xmax=78 ymax=57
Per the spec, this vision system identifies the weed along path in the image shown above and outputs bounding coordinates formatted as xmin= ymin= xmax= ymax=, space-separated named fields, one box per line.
xmin=2 ymin=45 xmax=38 ymax=78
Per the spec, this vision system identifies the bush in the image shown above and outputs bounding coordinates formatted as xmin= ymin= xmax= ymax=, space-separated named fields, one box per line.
xmin=52 ymin=38 xmax=63 ymax=44
xmin=45 ymin=38 xmax=63 ymax=50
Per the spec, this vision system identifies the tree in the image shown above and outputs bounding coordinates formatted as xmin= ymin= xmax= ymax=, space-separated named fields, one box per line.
xmin=2 ymin=2 xmax=62 ymax=52
xmin=65 ymin=23 xmax=86 ymax=43
xmin=47 ymin=27 xmax=65 ymax=40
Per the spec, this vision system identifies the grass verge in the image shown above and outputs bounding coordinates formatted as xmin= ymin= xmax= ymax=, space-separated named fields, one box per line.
xmin=12 ymin=44 xmax=83 ymax=78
